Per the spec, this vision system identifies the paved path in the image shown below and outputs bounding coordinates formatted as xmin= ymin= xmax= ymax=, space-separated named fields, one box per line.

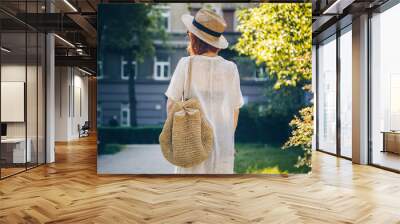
xmin=97 ymin=144 xmax=175 ymax=174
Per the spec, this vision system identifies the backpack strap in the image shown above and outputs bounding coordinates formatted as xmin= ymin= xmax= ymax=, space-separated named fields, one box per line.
xmin=183 ymin=56 xmax=192 ymax=101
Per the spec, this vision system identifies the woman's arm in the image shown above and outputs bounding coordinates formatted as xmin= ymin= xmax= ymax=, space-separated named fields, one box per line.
xmin=234 ymin=109 xmax=240 ymax=130
xmin=166 ymin=98 xmax=175 ymax=115
xmin=234 ymin=109 xmax=240 ymax=156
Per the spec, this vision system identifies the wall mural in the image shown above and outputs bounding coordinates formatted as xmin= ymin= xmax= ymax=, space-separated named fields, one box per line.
xmin=97 ymin=3 xmax=312 ymax=174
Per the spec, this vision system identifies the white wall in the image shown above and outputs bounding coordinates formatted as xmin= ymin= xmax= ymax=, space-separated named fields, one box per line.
xmin=1 ymin=65 xmax=41 ymax=138
xmin=71 ymin=72 xmax=89 ymax=138
xmin=55 ymin=67 xmax=89 ymax=141
xmin=1 ymin=63 xmax=46 ymax=164
xmin=1 ymin=65 xmax=26 ymax=139
xmin=55 ymin=66 xmax=69 ymax=141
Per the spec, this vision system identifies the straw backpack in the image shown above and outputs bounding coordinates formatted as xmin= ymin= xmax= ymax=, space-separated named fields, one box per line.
xmin=159 ymin=57 xmax=214 ymax=168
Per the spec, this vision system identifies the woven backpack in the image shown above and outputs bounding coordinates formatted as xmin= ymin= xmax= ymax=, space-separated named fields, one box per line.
xmin=159 ymin=57 xmax=214 ymax=168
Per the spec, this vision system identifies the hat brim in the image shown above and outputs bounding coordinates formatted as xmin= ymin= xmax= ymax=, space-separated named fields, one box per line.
xmin=181 ymin=14 xmax=229 ymax=50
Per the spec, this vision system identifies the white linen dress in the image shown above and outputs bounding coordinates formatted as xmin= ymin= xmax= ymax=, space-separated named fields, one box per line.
xmin=165 ymin=55 xmax=244 ymax=174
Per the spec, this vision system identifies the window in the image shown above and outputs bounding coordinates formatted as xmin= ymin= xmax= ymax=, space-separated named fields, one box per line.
xmin=317 ymin=35 xmax=337 ymax=154
xmin=0 ymin=0 xmax=46 ymax=179
xmin=153 ymin=6 xmax=170 ymax=32
xmin=132 ymin=61 xmax=137 ymax=80
xmin=121 ymin=57 xmax=137 ymax=80
xmin=339 ymin=27 xmax=352 ymax=158
xmin=243 ymin=96 xmax=249 ymax=105
xmin=370 ymin=4 xmax=400 ymax=171
xmin=390 ymin=74 xmax=400 ymax=130
xmin=120 ymin=104 xmax=130 ymax=127
xmin=161 ymin=10 xmax=171 ymax=32
xmin=315 ymin=27 xmax=353 ymax=159
xmin=254 ymin=67 xmax=268 ymax=81
xmin=154 ymin=57 xmax=170 ymax=80
xmin=98 ymin=61 xmax=103 ymax=79
xmin=121 ymin=57 xmax=129 ymax=80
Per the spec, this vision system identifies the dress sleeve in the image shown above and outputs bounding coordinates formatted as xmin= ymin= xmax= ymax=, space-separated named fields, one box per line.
xmin=232 ymin=63 xmax=244 ymax=109
xmin=165 ymin=57 xmax=186 ymax=101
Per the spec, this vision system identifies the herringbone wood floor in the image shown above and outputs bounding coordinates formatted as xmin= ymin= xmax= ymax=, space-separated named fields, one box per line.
xmin=1 ymin=135 xmax=400 ymax=224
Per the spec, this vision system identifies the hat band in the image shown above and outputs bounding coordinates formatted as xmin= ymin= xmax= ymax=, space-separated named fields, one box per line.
xmin=192 ymin=19 xmax=222 ymax=37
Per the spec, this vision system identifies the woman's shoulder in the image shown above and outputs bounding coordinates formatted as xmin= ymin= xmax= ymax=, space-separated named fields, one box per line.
xmin=226 ymin=59 xmax=238 ymax=68
xmin=178 ymin=56 xmax=191 ymax=64
xmin=218 ymin=58 xmax=238 ymax=72
xmin=181 ymin=55 xmax=237 ymax=70
xmin=213 ymin=56 xmax=235 ymax=66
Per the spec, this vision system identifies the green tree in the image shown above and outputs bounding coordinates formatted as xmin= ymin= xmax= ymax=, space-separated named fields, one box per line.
xmin=283 ymin=107 xmax=313 ymax=168
xmin=99 ymin=4 xmax=167 ymax=126
xmin=235 ymin=3 xmax=313 ymax=168
xmin=235 ymin=3 xmax=312 ymax=89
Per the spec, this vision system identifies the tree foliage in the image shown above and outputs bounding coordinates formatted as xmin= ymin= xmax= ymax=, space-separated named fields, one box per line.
xmin=262 ymin=78 xmax=308 ymax=118
xmin=235 ymin=3 xmax=313 ymax=169
xmin=235 ymin=3 xmax=312 ymax=89
xmin=283 ymin=106 xmax=313 ymax=168
xmin=99 ymin=4 xmax=167 ymax=62
xmin=98 ymin=4 xmax=167 ymax=126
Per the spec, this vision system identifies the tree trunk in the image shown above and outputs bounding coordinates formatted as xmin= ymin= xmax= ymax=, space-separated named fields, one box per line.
xmin=128 ymin=53 xmax=137 ymax=126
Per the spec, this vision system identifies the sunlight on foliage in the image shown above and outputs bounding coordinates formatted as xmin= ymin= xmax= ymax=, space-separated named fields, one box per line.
xmin=283 ymin=106 xmax=313 ymax=168
xmin=235 ymin=3 xmax=312 ymax=89
xmin=247 ymin=166 xmax=288 ymax=174
xmin=235 ymin=3 xmax=313 ymax=169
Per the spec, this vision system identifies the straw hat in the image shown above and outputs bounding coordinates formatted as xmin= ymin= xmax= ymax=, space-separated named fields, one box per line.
xmin=181 ymin=8 xmax=229 ymax=49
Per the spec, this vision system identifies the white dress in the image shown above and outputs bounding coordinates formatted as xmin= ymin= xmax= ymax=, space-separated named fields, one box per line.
xmin=165 ymin=55 xmax=244 ymax=174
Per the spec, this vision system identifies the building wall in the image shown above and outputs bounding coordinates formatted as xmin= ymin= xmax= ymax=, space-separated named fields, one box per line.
xmin=55 ymin=67 xmax=89 ymax=141
xmin=165 ymin=3 xmax=247 ymax=33
xmin=55 ymin=67 xmax=69 ymax=141
xmin=98 ymin=3 xmax=266 ymax=127
xmin=99 ymin=77 xmax=265 ymax=126
xmin=169 ymin=3 xmax=189 ymax=33
xmin=99 ymin=81 xmax=169 ymax=126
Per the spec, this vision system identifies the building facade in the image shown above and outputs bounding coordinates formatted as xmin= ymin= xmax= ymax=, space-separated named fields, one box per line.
xmin=98 ymin=3 xmax=267 ymax=127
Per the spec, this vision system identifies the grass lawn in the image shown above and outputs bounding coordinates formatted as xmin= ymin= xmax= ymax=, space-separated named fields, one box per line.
xmin=99 ymin=144 xmax=125 ymax=155
xmin=234 ymin=143 xmax=311 ymax=174
xmin=100 ymin=143 xmax=311 ymax=174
